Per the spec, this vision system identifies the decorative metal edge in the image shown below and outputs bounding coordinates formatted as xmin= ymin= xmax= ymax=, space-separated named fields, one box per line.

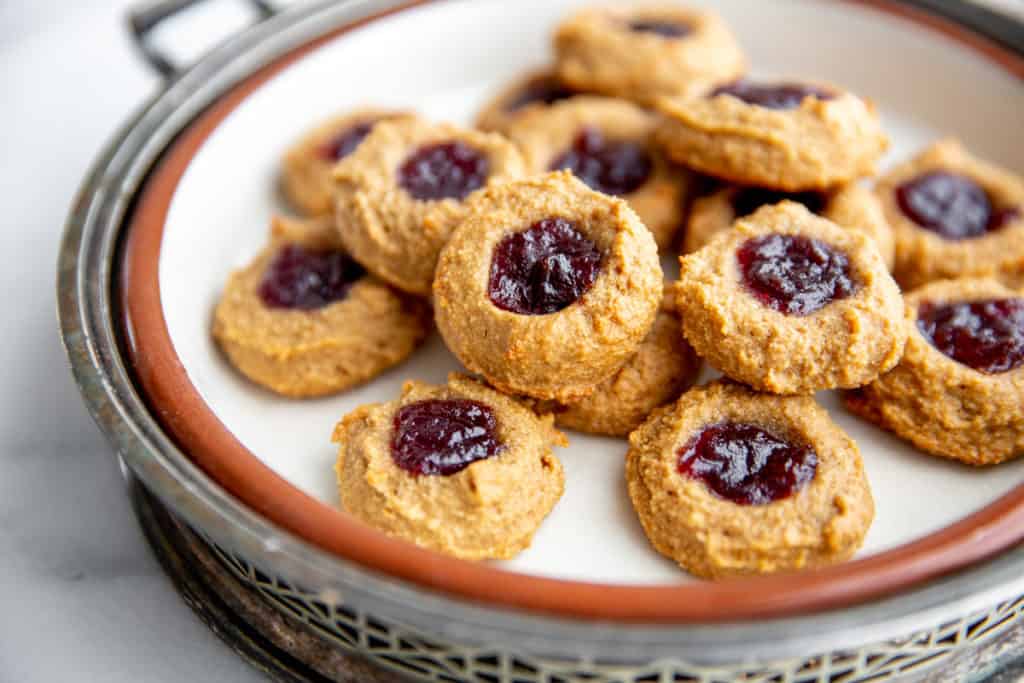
xmin=134 ymin=473 xmax=1024 ymax=683
xmin=57 ymin=0 xmax=1024 ymax=667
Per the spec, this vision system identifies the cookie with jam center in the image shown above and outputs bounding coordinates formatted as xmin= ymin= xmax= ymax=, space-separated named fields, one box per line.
xmin=280 ymin=108 xmax=411 ymax=216
xmin=655 ymin=80 xmax=888 ymax=190
xmin=505 ymin=96 xmax=693 ymax=250
xmin=434 ymin=171 xmax=663 ymax=403
xmin=554 ymin=4 xmax=745 ymax=104
xmin=212 ymin=215 xmax=431 ymax=398
xmin=543 ymin=292 xmax=701 ymax=437
xmin=475 ymin=67 xmax=584 ymax=133
xmin=875 ymin=139 xmax=1024 ymax=290
xmin=675 ymin=201 xmax=906 ymax=394
xmin=683 ymin=183 xmax=895 ymax=270
xmin=333 ymin=374 xmax=566 ymax=560
xmin=845 ymin=277 xmax=1024 ymax=466
xmin=334 ymin=116 xmax=528 ymax=296
xmin=627 ymin=381 xmax=874 ymax=579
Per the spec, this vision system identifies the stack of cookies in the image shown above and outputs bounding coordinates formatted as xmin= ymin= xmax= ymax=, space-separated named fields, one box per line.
xmin=211 ymin=4 xmax=1024 ymax=578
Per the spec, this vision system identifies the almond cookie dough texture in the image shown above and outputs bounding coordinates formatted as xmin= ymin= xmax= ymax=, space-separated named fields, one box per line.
xmin=505 ymin=96 xmax=692 ymax=250
xmin=875 ymin=139 xmax=1024 ymax=290
xmin=211 ymin=216 xmax=430 ymax=398
xmin=845 ymin=278 xmax=1024 ymax=466
xmin=434 ymin=171 xmax=663 ymax=402
xmin=627 ymin=381 xmax=874 ymax=578
xmin=554 ymin=4 xmax=745 ymax=104
xmin=333 ymin=374 xmax=566 ymax=560
xmin=334 ymin=117 xmax=527 ymax=295
xmin=676 ymin=202 xmax=907 ymax=394
xmin=683 ymin=183 xmax=895 ymax=270
xmin=656 ymin=83 xmax=888 ymax=191
xmin=280 ymin=108 xmax=409 ymax=216
xmin=549 ymin=293 xmax=701 ymax=437
xmin=475 ymin=67 xmax=582 ymax=134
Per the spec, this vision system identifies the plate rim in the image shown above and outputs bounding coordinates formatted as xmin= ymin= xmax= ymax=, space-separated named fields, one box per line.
xmin=110 ymin=0 xmax=1024 ymax=622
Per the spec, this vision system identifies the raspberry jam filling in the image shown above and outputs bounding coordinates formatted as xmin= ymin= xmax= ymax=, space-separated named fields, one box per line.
xmin=628 ymin=19 xmax=691 ymax=37
xmin=737 ymin=234 xmax=857 ymax=316
xmin=731 ymin=187 xmax=828 ymax=219
xmin=317 ymin=121 xmax=374 ymax=161
xmin=391 ymin=399 xmax=504 ymax=476
xmin=489 ymin=217 xmax=602 ymax=315
xmin=711 ymin=81 xmax=834 ymax=110
xmin=398 ymin=141 xmax=489 ymax=201
xmin=506 ymin=77 xmax=576 ymax=112
xmin=258 ymin=244 xmax=365 ymax=310
xmin=895 ymin=171 xmax=1019 ymax=240
xmin=678 ymin=422 xmax=818 ymax=505
xmin=917 ymin=298 xmax=1024 ymax=374
xmin=549 ymin=127 xmax=653 ymax=196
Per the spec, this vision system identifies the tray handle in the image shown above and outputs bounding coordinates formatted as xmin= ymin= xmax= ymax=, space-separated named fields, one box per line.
xmin=127 ymin=0 xmax=278 ymax=79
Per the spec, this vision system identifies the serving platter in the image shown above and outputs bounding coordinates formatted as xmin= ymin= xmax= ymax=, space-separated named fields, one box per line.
xmin=61 ymin=0 xmax=1024 ymax=679
xmin=154 ymin=0 xmax=1024 ymax=584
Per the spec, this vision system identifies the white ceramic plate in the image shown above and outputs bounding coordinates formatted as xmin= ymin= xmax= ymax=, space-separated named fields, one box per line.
xmin=159 ymin=0 xmax=1024 ymax=585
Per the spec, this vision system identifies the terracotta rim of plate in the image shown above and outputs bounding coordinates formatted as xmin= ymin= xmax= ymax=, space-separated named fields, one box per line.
xmin=120 ymin=0 xmax=1024 ymax=622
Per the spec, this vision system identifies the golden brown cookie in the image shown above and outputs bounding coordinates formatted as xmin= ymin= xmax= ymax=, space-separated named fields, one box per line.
xmin=627 ymin=381 xmax=874 ymax=579
xmin=655 ymin=80 xmax=888 ymax=191
xmin=475 ymin=67 xmax=583 ymax=133
xmin=333 ymin=374 xmax=566 ymax=560
xmin=874 ymin=139 xmax=1024 ymax=290
xmin=676 ymin=202 xmax=906 ymax=394
xmin=504 ymin=96 xmax=692 ymax=250
xmin=682 ymin=183 xmax=895 ymax=269
xmin=546 ymin=293 xmax=701 ymax=436
xmin=280 ymin=108 xmax=410 ymax=216
xmin=554 ymin=4 xmax=745 ymax=104
xmin=845 ymin=278 xmax=1024 ymax=466
xmin=434 ymin=171 xmax=663 ymax=402
xmin=212 ymin=216 xmax=430 ymax=398
xmin=334 ymin=116 xmax=527 ymax=296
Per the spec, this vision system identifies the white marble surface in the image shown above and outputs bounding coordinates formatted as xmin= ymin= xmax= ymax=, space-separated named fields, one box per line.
xmin=1 ymin=1 xmax=1021 ymax=682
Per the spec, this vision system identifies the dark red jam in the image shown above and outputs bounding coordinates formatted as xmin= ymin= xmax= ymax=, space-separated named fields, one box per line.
xmin=488 ymin=217 xmax=602 ymax=315
xmin=258 ymin=244 xmax=365 ymax=310
xmin=391 ymin=399 xmax=504 ymax=476
xmin=678 ymin=422 xmax=817 ymax=505
xmin=895 ymin=171 xmax=1018 ymax=240
xmin=737 ymin=234 xmax=857 ymax=316
xmin=732 ymin=188 xmax=828 ymax=219
xmin=398 ymin=141 xmax=489 ymax=201
xmin=506 ymin=77 xmax=576 ymax=112
xmin=317 ymin=121 xmax=375 ymax=161
xmin=628 ymin=19 xmax=691 ymax=37
xmin=711 ymin=81 xmax=834 ymax=110
xmin=917 ymin=298 xmax=1024 ymax=374
xmin=549 ymin=127 xmax=653 ymax=196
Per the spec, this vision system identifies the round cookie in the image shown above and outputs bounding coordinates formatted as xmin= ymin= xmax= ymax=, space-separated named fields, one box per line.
xmin=845 ymin=278 xmax=1024 ymax=466
xmin=627 ymin=381 xmax=874 ymax=579
xmin=547 ymin=292 xmax=701 ymax=436
xmin=280 ymin=108 xmax=410 ymax=216
xmin=505 ymin=96 xmax=692 ymax=250
xmin=655 ymin=80 xmax=888 ymax=191
xmin=554 ymin=4 xmax=745 ymax=104
xmin=333 ymin=374 xmax=567 ymax=560
xmin=874 ymin=138 xmax=1024 ymax=290
xmin=334 ymin=116 xmax=528 ymax=296
xmin=675 ymin=201 xmax=906 ymax=395
xmin=212 ymin=215 xmax=431 ymax=398
xmin=434 ymin=171 xmax=663 ymax=402
xmin=475 ymin=67 xmax=582 ymax=133
xmin=683 ymin=183 xmax=895 ymax=269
